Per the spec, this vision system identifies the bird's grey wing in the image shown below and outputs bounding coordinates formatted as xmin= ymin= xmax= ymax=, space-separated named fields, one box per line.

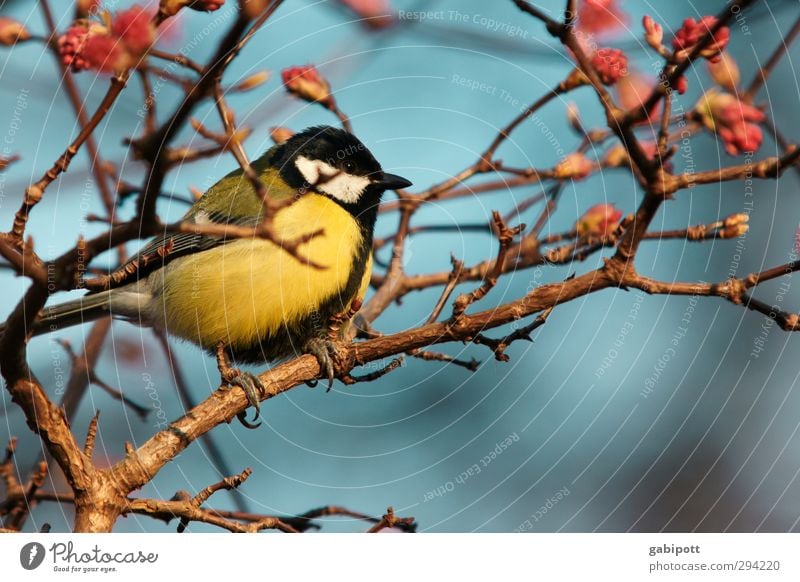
xmin=101 ymin=212 xmax=261 ymax=290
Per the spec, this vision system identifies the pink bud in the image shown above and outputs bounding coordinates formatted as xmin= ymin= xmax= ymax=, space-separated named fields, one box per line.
xmin=674 ymin=75 xmax=688 ymax=95
xmin=672 ymin=16 xmax=730 ymax=63
xmin=696 ymin=90 xmax=765 ymax=156
xmin=338 ymin=0 xmax=395 ymax=29
xmin=555 ymin=152 xmax=595 ymax=180
xmin=58 ymin=21 xmax=109 ymax=72
xmin=576 ymin=203 xmax=623 ymax=237
xmin=81 ymin=34 xmax=131 ymax=73
xmin=592 ymin=47 xmax=628 ymax=85
xmin=642 ymin=15 xmax=663 ymax=49
xmin=577 ymin=0 xmax=627 ymax=37
xmin=111 ymin=5 xmax=156 ymax=57
xmin=281 ymin=65 xmax=334 ymax=107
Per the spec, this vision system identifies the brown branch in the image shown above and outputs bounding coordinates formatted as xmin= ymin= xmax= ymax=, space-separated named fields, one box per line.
xmin=0 ymin=238 xmax=47 ymax=286
xmin=126 ymin=497 xmax=300 ymax=533
xmin=409 ymin=350 xmax=480 ymax=371
xmin=340 ymin=357 xmax=404 ymax=385
xmin=330 ymin=102 xmax=353 ymax=133
xmin=5 ymin=75 xmax=127 ymax=246
xmin=426 ymin=255 xmax=465 ymax=324
xmin=133 ymin=0 xmax=286 ymax=229
xmin=474 ymin=307 xmax=553 ymax=362
xmin=154 ymin=331 xmax=250 ymax=513
xmin=125 ymin=468 xmax=298 ymax=533
xmin=366 ymin=506 xmax=416 ymax=533
xmin=744 ymin=14 xmax=800 ymax=102
xmin=452 ymin=212 xmax=523 ymax=318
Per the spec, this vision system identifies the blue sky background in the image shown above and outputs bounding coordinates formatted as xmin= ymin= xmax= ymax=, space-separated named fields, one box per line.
xmin=2 ymin=0 xmax=800 ymax=532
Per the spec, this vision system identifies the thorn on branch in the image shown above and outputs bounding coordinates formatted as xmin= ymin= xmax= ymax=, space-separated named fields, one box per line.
xmin=340 ymin=357 xmax=404 ymax=385
xmin=473 ymin=307 xmax=553 ymax=362
xmin=426 ymin=254 xmax=465 ymax=324
xmin=451 ymin=212 xmax=523 ymax=319
xmin=366 ymin=506 xmax=416 ymax=533
xmin=178 ymin=467 xmax=254 ymax=533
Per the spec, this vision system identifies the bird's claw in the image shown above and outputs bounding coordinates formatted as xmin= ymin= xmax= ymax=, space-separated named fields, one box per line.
xmin=215 ymin=342 xmax=263 ymax=429
xmin=304 ymin=336 xmax=341 ymax=390
xmin=226 ymin=371 xmax=264 ymax=429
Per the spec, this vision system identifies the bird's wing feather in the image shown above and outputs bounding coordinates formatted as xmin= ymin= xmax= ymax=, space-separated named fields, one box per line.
xmin=93 ymin=153 xmax=301 ymax=291
xmin=137 ymin=211 xmax=259 ymax=258
xmin=105 ymin=160 xmax=293 ymax=289
xmin=103 ymin=211 xmax=260 ymax=290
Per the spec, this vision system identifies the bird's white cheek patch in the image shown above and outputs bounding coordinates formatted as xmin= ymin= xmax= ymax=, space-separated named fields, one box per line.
xmin=295 ymin=156 xmax=370 ymax=204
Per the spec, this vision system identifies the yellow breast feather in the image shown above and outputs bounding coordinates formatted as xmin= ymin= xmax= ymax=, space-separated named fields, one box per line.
xmin=154 ymin=193 xmax=364 ymax=348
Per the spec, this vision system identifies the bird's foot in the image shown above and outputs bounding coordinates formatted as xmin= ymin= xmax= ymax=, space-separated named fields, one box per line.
xmin=303 ymin=300 xmax=361 ymax=390
xmin=215 ymin=343 xmax=263 ymax=429
xmin=304 ymin=336 xmax=344 ymax=391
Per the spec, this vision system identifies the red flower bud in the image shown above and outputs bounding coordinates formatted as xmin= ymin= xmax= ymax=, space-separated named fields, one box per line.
xmin=592 ymin=47 xmax=628 ymax=86
xmin=577 ymin=203 xmax=623 ymax=237
xmin=672 ymin=16 xmax=730 ymax=63
xmin=58 ymin=21 xmax=109 ymax=72
xmin=338 ymin=0 xmax=394 ymax=29
xmin=160 ymin=0 xmax=224 ymax=17
xmin=696 ymin=90 xmax=766 ymax=156
xmin=642 ymin=15 xmax=663 ymax=49
xmin=577 ymin=0 xmax=627 ymax=37
xmin=81 ymin=34 xmax=131 ymax=73
xmin=555 ymin=152 xmax=595 ymax=180
xmin=111 ymin=5 xmax=156 ymax=57
xmin=281 ymin=65 xmax=334 ymax=107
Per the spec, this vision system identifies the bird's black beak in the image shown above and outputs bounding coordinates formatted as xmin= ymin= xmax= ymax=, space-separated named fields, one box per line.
xmin=375 ymin=173 xmax=412 ymax=191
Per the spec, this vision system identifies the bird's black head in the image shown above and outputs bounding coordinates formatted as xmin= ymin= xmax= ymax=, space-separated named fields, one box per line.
xmin=268 ymin=125 xmax=411 ymax=228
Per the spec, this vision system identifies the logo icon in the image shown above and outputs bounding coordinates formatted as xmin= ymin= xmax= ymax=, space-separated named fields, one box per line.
xmin=19 ymin=542 xmax=45 ymax=570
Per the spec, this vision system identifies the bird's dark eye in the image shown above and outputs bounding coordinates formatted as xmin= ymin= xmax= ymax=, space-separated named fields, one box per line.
xmin=343 ymin=160 xmax=355 ymax=173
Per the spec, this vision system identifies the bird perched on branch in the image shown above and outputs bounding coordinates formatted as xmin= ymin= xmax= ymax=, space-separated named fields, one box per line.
xmin=17 ymin=126 xmax=411 ymax=426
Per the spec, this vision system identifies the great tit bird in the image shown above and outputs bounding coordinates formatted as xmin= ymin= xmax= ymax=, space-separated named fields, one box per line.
xmin=14 ymin=126 xmax=411 ymax=423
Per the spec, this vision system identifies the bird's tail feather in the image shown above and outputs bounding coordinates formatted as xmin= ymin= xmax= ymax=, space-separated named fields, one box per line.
xmin=0 ymin=291 xmax=113 ymax=339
